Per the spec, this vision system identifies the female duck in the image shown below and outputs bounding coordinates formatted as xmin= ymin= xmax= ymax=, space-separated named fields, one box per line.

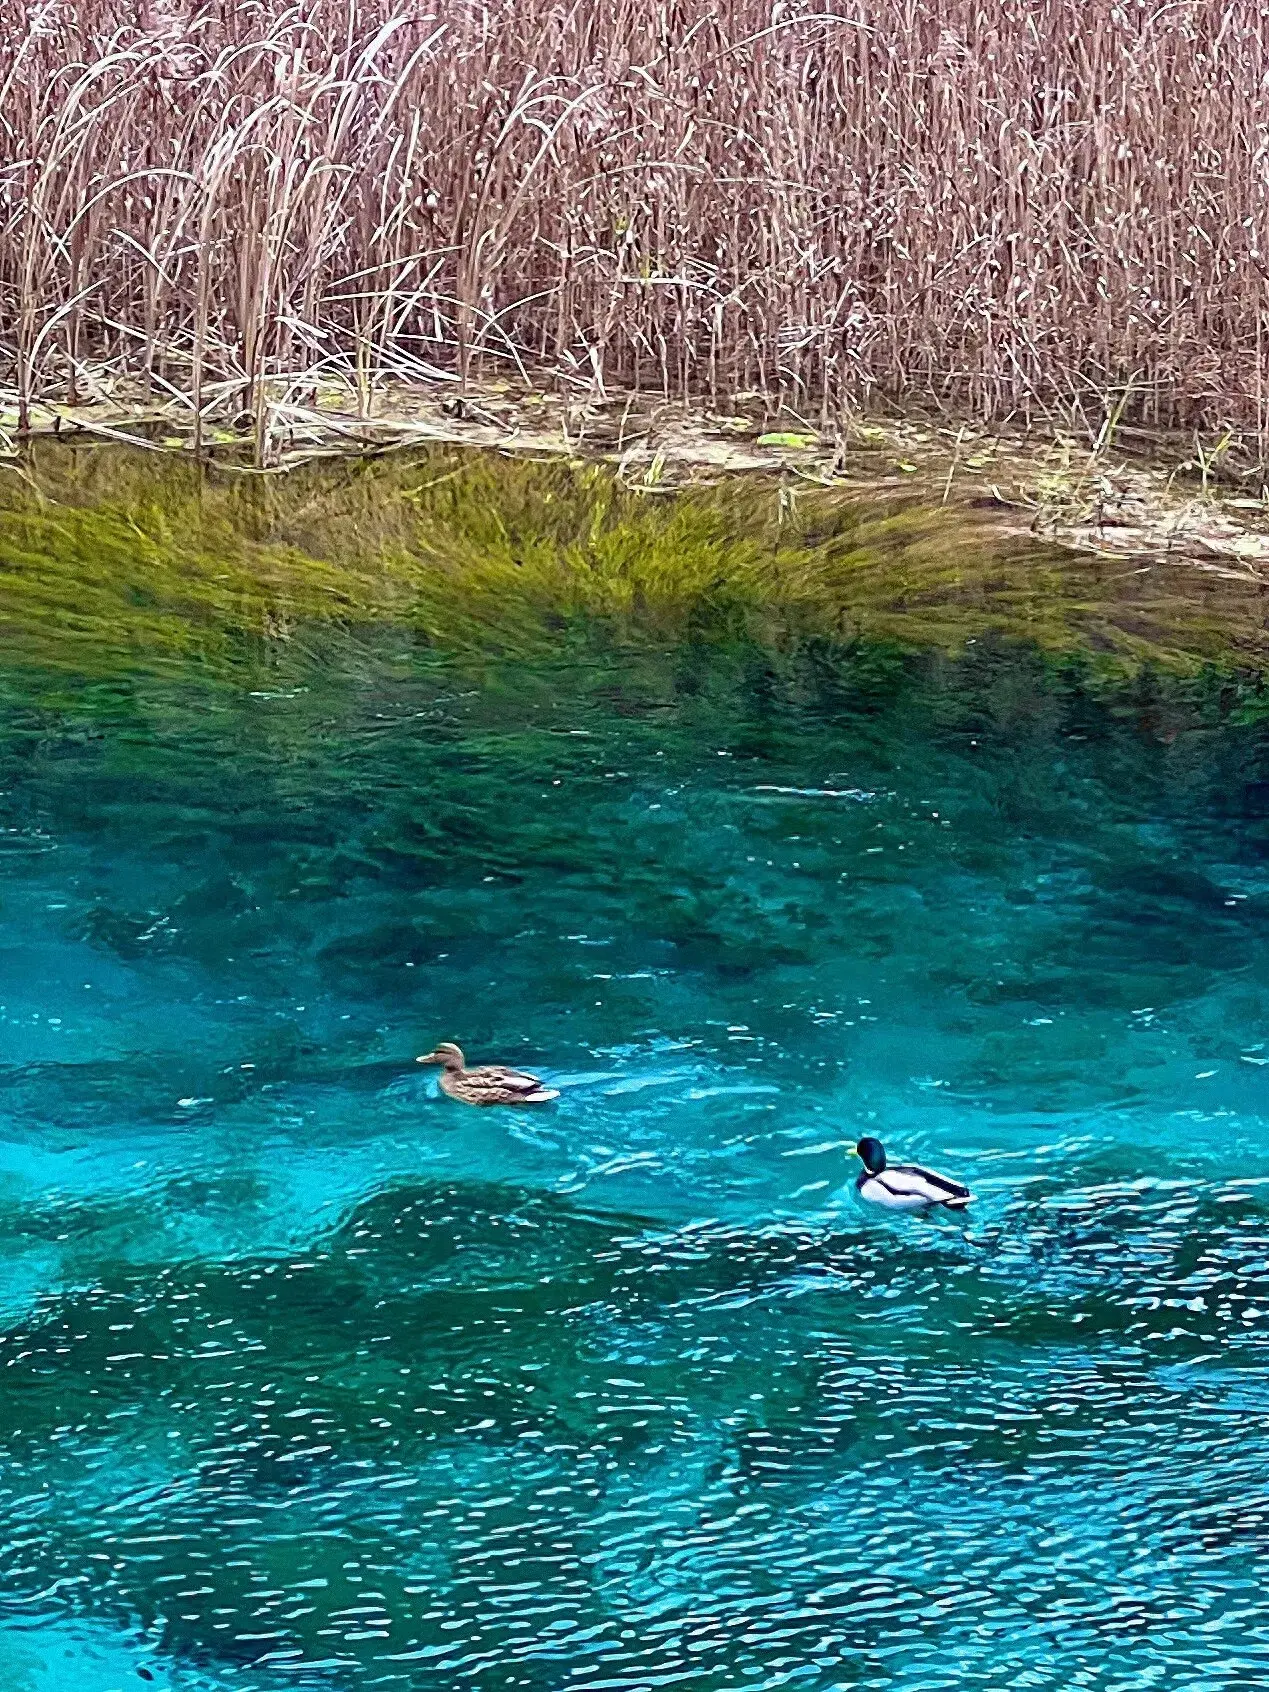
xmin=418 ymin=1041 xmax=559 ymax=1106
xmin=852 ymin=1136 xmax=971 ymax=1212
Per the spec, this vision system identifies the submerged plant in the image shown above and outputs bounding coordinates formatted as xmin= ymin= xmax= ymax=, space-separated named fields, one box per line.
xmin=0 ymin=444 xmax=1262 ymax=690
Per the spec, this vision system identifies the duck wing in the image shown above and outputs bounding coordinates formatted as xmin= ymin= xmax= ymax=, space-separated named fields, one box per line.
xmin=858 ymin=1173 xmax=929 ymax=1211
xmin=458 ymin=1064 xmax=560 ymax=1105
xmin=888 ymin=1162 xmax=972 ymax=1207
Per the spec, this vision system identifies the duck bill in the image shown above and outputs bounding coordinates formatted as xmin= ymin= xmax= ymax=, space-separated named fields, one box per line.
xmin=417 ymin=1051 xmax=441 ymax=1065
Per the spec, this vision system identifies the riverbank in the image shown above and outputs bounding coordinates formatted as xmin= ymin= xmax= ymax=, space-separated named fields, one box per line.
xmin=7 ymin=374 xmax=1269 ymax=578
xmin=3 ymin=0 xmax=1266 ymax=453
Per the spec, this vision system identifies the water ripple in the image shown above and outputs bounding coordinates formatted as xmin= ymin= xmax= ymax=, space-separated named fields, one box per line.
xmin=1 ymin=631 xmax=1268 ymax=1687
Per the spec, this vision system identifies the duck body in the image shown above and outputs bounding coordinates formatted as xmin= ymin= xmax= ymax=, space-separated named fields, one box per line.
xmin=853 ymin=1136 xmax=971 ymax=1212
xmin=418 ymin=1042 xmax=559 ymax=1106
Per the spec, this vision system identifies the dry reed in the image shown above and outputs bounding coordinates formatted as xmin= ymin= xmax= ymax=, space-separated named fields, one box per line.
xmin=1 ymin=0 xmax=1267 ymax=460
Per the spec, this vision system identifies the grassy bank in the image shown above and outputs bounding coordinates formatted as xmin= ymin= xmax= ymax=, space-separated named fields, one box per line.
xmin=1 ymin=0 xmax=1267 ymax=461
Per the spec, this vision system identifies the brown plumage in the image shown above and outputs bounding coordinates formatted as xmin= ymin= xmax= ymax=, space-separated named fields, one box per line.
xmin=417 ymin=1041 xmax=559 ymax=1106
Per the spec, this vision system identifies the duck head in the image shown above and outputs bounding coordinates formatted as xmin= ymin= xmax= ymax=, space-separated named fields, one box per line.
xmin=854 ymin=1136 xmax=887 ymax=1174
xmin=418 ymin=1041 xmax=465 ymax=1071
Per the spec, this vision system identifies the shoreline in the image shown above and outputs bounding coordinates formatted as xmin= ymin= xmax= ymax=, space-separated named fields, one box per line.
xmin=5 ymin=377 xmax=1269 ymax=582
xmin=3 ymin=417 xmax=1269 ymax=694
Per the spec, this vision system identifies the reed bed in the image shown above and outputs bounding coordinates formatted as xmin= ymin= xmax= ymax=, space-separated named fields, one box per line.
xmin=1 ymin=0 xmax=1266 ymax=460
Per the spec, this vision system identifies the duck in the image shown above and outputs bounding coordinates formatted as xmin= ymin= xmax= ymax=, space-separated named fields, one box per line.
xmin=417 ymin=1041 xmax=560 ymax=1106
xmin=851 ymin=1136 xmax=971 ymax=1212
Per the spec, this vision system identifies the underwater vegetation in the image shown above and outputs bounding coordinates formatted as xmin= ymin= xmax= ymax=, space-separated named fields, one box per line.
xmin=2 ymin=443 xmax=1267 ymax=696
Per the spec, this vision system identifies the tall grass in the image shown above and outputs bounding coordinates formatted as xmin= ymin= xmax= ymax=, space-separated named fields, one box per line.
xmin=1 ymin=0 xmax=1266 ymax=456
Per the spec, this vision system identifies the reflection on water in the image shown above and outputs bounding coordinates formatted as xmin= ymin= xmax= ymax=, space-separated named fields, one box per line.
xmin=1 ymin=542 xmax=1269 ymax=1687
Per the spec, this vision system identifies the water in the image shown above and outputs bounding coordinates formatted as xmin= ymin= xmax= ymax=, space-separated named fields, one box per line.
xmin=2 ymin=516 xmax=1269 ymax=1690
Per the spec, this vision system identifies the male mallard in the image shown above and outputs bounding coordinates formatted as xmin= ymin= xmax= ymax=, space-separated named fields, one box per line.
xmin=851 ymin=1136 xmax=971 ymax=1212
xmin=417 ymin=1041 xmax=559 ymax=1106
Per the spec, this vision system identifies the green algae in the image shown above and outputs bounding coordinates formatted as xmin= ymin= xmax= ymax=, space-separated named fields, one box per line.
xmin=0 ymin=442 xmax=1265 ymax=694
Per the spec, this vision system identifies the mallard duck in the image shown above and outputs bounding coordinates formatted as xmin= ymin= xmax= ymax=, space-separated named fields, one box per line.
xmin=417 ymin=1041 xmax=559 ymax=1106
xmin=851 ymin=1136 xmax=971 ymax=1212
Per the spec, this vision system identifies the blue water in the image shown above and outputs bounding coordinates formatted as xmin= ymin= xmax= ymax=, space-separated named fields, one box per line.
xmin=2 ymin=624 xmax=1269 ymax=1691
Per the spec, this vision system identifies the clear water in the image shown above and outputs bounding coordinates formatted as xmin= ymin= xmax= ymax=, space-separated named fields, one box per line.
xmin=2 ymin=614 xmax=1269 ymax=1692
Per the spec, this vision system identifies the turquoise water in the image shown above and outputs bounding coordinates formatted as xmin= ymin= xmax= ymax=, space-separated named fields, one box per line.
xmin=2 ymin=619 xmax=1269 ymax=1692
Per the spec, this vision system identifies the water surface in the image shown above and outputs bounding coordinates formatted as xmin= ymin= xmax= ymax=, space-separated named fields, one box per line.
xmin=2 ymin=459 xmax=1269 ymax=1691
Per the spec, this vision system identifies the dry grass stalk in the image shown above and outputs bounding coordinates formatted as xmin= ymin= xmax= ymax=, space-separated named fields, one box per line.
xmin=1 ymin=0 xmax=1267 ymax=465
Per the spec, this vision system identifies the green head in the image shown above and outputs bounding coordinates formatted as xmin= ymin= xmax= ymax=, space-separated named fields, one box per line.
xmin=854 ymin=1137 xmax=887 ymax=1174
